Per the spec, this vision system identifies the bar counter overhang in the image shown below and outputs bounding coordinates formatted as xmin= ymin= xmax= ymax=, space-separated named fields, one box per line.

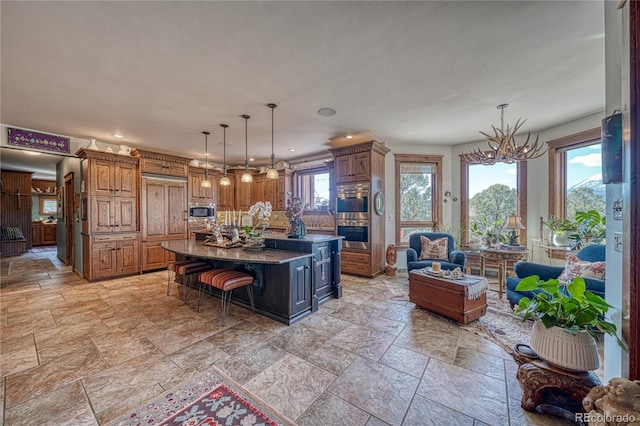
xmin=162 ymin=235 xmax=343 ymax=325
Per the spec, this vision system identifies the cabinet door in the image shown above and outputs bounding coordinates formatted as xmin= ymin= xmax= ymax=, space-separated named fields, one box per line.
xmin=91 ymin=160 xmax=115 ymax=196
xmin=91 ymin=196 xmax=116 ymax=233
xmin=314 ymin=244 xmax=332 ymax=299
xmin=141 ymin=158 xmax=166 ymax=175
xmin=117 ymin=238 xmax=139 ymax=274
xmin=114 ymin=162 xmax=138 ymax=197
xmin=335 ymin=156 xmax=353 ymax=183
xmin=290 ymin=258 xmax=311 ymax=315
xmin=236 ymin=175 xmax=251 ymax=210
xmin=189 ymin=172 xmax=202 ymax=201
xmin=141 ymin=181 xmax=167 ymax=240
xmin=218 ymin=179 xmax=234 ymax=210
xmin=352 ymin=152 xmax=370 ymax=180
xmin=167 ymin=182 xmax=187 ymax=238
xmin=32 ymin=224 xmax=41 ymax=246
xmin=142 ymin=240 xmax=171 ymax=271
xmin=42 ymin=224 xmax=57 ymax=245
xmin=165 ymin=162 xmax=188 ymax=177
xmin=264 ymin=178 xmax=277 ymax=206
xmin=251 ymin=176 xmax=265 ymax=204
xmin=92 ymin=240 xmax=117 ymax=279
xmin=115 ymin=197 xmax=137 ymax=233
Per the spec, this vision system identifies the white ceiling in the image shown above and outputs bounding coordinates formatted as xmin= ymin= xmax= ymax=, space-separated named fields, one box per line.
xmin=1 ymin=1 xmax=604 ymax=178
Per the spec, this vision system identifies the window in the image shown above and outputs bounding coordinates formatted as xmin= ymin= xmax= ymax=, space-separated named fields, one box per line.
xmin=461 ymin=158 xmax=527 ymax=246
xmin=395 ymin=154 xmax=442 ymax=245
xmin=548 ymin=128 xmax=604 ymax=220
xmin=295 ymin=167 xmax=331 ymax=212
xmin=39 ymin=196 xmax=57 ymax=215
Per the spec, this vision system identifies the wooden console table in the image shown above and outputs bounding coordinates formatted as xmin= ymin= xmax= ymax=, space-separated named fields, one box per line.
xmin=480 ymin=247 xmax=528 ymax=298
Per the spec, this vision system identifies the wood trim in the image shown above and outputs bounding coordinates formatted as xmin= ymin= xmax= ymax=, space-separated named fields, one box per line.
xmin=629 ymin=0 xmax=639 ymax=380
xmin=329 ymin=140 xmax=390 ymax=157
xmin=394 ymin=154 xmax=443 ymax=245
xmin=460 ymin=156 xmax=469 ymax=245
xmin=518 ymin=160 xmax=528 ymax=246
xmin=76 ymin=148 xmax=140 ymax=165
xmin=130 ymin=149 xmax=191 ymax=164
xmin=547 ymin=128 xmax=601 ymax=217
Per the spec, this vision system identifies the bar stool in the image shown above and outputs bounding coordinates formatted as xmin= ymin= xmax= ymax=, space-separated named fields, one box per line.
xmin=198 ymin=269 xmax=255 ymax=326
xmin=169 ymin=261 xmax=213 ymax=303
xmin=167 ymin=259 xmax=199 ymax=295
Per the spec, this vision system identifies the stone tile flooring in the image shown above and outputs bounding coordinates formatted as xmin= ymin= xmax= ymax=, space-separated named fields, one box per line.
xmin=0 ymin=249 xmax=570 ymax=425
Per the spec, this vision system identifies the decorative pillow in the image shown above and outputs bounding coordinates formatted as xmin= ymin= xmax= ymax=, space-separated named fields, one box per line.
xmin=418 ymin=236 xmax=448 ymax=261
xmin=557 ymin=253 xmax=605 ymax=282
xmin=1 ymin=226 xmax=25 ymax=241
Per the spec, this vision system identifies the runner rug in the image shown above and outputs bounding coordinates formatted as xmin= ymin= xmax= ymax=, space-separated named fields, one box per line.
xmin=8 ymin=258 xmax=58 ymax=275
xmin=108 ymin=368 xmax=296 ymax=426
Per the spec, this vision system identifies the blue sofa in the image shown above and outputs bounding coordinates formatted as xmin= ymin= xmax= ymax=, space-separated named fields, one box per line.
xmin=406 ymin=232 xmax=466 ymax=272
xmin=505 ymin=244 xmax=606 ymax=307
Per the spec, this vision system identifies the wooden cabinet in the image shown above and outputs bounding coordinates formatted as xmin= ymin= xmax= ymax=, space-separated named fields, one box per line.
xmin=32 ymin=223 xmax=41 ymax=246
xmin=334 ymin=151 xmax=370 ymax=183
xmin=330 ymin=140 xmax=390 ymax=278
xmin=235 ymin=173 xmax=252 ymax=210
xmin=188 ymin=167 xmax=215 ymax=203
xmin=251 ymin=175 xmax=265 ymax=206
xmin=132 ymin=149 xmax=190 ymax=178
xmin=141 ymin=177 xmax=188 ymax=271
xmin=89 ymin=159 xmax=138 ymax=197
xmin=31 ymin=222 xmax=56 ymax=246
xmin=84 ymin=233 xmax=139 ymax=280
xmin=77 ymin=149 xmax=141 ymax=281
xmin=217 ymin=173 xmax=235 ymax=210
xmin=290 ymin=258 xmax=311 ymax=316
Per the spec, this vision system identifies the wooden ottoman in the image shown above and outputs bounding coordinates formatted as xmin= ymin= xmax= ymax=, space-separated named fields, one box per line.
xmin=409 ymin=268 xmax=488 ymax=324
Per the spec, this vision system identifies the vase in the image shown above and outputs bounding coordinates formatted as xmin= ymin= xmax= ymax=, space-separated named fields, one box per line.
xmin=552 ymin=231 xmax=572 ymax=247
xmin=244 ymin=236 xmax=265 ymax=251
xmin=529 ymin=320 xmax=600 ymax=371
xmin=86 ymin=138 xmax=99 ymax=151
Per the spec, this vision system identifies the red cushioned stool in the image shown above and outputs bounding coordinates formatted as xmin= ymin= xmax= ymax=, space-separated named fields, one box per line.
xmin=198 ymin=269 xmax=255 ymax=326
xmin=167 ymin=259 xmax=200 ymax=296
xmin=171 ymin=261 xmax=212 ymax=303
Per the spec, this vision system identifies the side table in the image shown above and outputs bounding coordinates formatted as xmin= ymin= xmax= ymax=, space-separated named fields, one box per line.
xmin=514 ymin=344 xmax=601 ymax=415
xmin=480 ymin=247 xmax=528 ymax=298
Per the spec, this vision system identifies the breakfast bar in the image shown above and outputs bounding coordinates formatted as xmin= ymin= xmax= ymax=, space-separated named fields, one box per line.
xmin=162 ymin=235 xmax=342 ymax=325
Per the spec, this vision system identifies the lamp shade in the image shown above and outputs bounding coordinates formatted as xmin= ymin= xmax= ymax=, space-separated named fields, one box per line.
xmin=504 ymin=215 xmax=525 ymax=230
xmin=219 ymin=176 xmax=231 ymax=186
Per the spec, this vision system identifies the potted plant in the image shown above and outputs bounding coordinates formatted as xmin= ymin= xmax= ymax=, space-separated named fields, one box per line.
xmin=543 ymin=216 xmax=577 ymax=247
xmin=514 ymin=275 xmax=627 ymax=371
xmin=569 ymin=210 xmax=606 ymax=250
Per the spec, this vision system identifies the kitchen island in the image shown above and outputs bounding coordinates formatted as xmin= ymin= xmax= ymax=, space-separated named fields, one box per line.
xmin=162 ymin=235 xmax=342 ymax=325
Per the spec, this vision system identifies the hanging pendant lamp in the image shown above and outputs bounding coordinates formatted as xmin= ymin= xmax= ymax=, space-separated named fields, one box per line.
xmin=266 ymin=103 xmax=279 ymax=179
xmin=241 ymin=115 xmax=253 ymax=183
xmin=219 ymin=124 xmax=230 ymax=186
xmin=200 ymin=131 xmax=212 ymax=188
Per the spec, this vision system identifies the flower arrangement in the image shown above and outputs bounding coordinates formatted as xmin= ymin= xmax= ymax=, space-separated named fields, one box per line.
xmin=245 ymin=201 xmax=272 ymax=237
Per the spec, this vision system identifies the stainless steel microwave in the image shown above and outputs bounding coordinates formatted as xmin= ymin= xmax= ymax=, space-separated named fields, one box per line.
xmin=189 ymin=203 xmax=216 ymax=220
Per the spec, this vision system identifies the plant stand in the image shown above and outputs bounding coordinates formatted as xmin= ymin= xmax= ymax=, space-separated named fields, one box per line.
xmin=513 ymin=344 xmax=601 ymax=416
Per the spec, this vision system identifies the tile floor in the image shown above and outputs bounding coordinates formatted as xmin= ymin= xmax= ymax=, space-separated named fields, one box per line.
xmin=0 ymin=249 xmax=570 ymax=425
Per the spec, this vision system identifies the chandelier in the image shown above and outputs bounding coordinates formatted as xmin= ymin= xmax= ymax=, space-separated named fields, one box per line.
xmin=462 ymin=104 xmax=546 ymax=165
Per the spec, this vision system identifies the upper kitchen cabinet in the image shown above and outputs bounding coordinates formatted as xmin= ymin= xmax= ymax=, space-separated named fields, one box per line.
xmin=132 ymin=149 xmax=189 ymax=178
xmin=188 ymin=166 xmax=216 ymax=203
xmin=329 ymin=140 xmax=389 ymax=184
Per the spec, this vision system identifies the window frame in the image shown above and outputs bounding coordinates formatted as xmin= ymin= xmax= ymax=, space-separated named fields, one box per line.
xmin=460 ymin=157 xmax=528 ymax=247
xmin=394 ymin=154 xmax=443 ymax=246
xmin=547 ymin=128 xmax=601 ymax=219
xmin=293 ymin=165 xmax=333 ymax=214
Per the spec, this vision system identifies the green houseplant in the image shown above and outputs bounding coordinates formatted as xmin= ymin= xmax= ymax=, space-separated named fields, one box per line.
xmin=570 ymin=210 xmax=606 ymax=250
xmin=514 ymin=275 xmax=626 ymax=371
xmin=543 ymin=215 xmax=577 ymax=247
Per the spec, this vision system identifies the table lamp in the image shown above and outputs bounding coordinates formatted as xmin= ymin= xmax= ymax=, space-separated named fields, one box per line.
xmin=504 ymin=215 xmax=526 ymax=246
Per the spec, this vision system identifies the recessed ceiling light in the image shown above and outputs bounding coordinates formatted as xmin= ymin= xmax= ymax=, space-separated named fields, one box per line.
xmin=23 ymin=150 xmax=41 ymax=156
xmin=113 ymin=133 xmax=124 ymax=139
xmin=317 ymin=108 xmax=336 ymax=117
xmin=204 ymin=153 xmax=210 ymax=156
xmin=249 ymin=157 xmax=255 ymax=162
xmin=289 ymin=148 xmax=296 ymax=152
xmin=346 ymin=135 xmax=353 ymax=139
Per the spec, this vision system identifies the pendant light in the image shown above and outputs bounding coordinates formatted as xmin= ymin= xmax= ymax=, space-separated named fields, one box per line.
xmin=241 ymin=114 xmax=253 ymax=183
xmin=266 ymin=103 xmax=279 ymax=179
xmin=200 ymin=131 xmax=212 ymax=188
xmin=219 ymin=124 xmax=230 ymax=186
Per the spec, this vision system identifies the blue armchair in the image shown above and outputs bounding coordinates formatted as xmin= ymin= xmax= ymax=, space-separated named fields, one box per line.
xmin=406 ymin=232 xmax=466 ymax=272
xmin=505 ymin=244 xmax=606 ymax=307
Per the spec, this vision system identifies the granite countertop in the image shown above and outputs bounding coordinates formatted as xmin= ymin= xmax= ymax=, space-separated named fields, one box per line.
xmin=161 ymin=239 xmax=313 ymax=264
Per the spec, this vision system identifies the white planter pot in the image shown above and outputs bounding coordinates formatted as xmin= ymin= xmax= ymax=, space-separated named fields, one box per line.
xmin=530 ymin=320 xmax=600 ymax=372
xmin=552 ymin=231 xmax=572 ymax=247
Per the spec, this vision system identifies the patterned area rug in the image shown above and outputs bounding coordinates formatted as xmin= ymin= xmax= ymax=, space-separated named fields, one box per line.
xmin=8 ymin=258 xmax=58 ymax=275
xmin=459 ymin=288 xmax=533 ymax=354
xmin=109 ymin=368 xmax=296 ymax=426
